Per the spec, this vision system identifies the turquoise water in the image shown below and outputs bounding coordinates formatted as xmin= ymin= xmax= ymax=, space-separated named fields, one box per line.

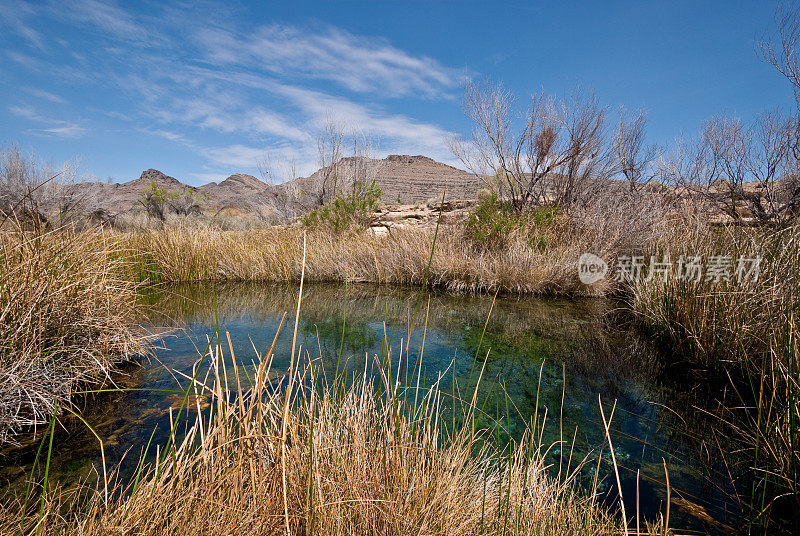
xmin=0 ymin=283 xmax=742 ymax=533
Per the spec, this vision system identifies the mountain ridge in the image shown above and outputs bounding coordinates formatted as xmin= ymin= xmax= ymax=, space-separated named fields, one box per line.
xmin=61 ymin=155 xmax=479 ymax=221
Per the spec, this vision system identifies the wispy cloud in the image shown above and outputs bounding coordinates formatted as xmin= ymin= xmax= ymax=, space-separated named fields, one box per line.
xmin=0 ymin=1 xmax=44 ymax=49
xmin=204 ymin=144 xmax=267 ymax=169
xmin=248 ymin=109 xmax=310 ymax=142
xmin=5 ymin=1 xmax=464 ymax=178
xmin=24 ymin=87 xmax=66 ymax=103
xmin=41 ymin=125 xmax=87 ymax=138
xmin=9 ymin=105 xmax=39 ymax=120
xmin=157 ymin=66 xmax=457 ymax=161
xmin=143 ymin=128 xmax=190 ymax=144
xmin=195 ymin=24 xmax=458 ymax=99
xmin=60 ymin=0 xmax=146 ymax=41
xmin=10 ymin=104 xmax=87 ymax=138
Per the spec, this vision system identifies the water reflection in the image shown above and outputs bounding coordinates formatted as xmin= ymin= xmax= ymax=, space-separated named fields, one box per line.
xmin=0 ymin=282 xmax=740 ymax=533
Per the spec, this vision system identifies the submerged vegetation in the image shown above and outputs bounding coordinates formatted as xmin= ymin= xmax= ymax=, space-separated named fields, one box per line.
xmin=1 ymin=208 xmax=796 ymax=532
xmin=1 ymin=169 xmax=797 ymax=531
xmin=2 ymin=319 xmax=640 ymax=535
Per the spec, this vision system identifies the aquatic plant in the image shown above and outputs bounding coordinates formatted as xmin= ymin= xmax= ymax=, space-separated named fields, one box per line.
xmin=2 ymin=263 xmax=667 ymax=536
xmin=631 ymin=222 xmax=800 ymax=531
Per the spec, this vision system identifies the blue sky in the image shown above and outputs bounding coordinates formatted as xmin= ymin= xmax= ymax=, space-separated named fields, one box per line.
xmin=0 ymin=0 xmax=794 ymax=185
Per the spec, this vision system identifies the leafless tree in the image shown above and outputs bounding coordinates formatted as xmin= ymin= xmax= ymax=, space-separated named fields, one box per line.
xmin=549 ymin=90 xmax=615 ymax=208
xmin=346 ymin=131 xmax=383 ymax=193
xmin=256 ymin=123 xmax=384 ymax=224
xmin=312 ymin=121 xmax=344 ymax=207
xmin=760 ymin=3 xmax=800 ymax=104
xmin=449 ymin=81 xmax=614 ymax=211
xmin=612 ymin=108 xmax=658 ymax=193
xmin=662 ymin=111 xmax=800 ymax=223
xmin=258 ymin=152 xmax=302 ymax=223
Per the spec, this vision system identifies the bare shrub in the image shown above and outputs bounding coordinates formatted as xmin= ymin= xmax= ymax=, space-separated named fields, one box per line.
xmin=662 ymin=112 xmax=800 ymax=224
xmin=449 ymin=81 xmax=620 ymax=211
xmin=312 ymin=120 xmax=345 ymax=207
xmin=612 ymin=108 xmax=658 ymax=193
xmin=0 ymin=147 xmax=79 ymax=228
xmin=259 ymin=154 xmax=301 ymax=224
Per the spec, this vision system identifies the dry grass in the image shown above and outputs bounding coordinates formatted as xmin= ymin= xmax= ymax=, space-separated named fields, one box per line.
xmin=630 ymin=222 xmax=800 ymax=525
xmin=2 ymin=314 xmax=642 ymax=536
xmin=119 ymin=192 xmax=678 ymax=297
xmin=0 ymin=227 xmax=144 ymax=442
xmin=4 ymin=192 xmax=790 ymax=531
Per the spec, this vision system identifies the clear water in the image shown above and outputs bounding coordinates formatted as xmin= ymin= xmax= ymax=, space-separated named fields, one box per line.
xmin=0 ymin=282 xmax=742 ymax=533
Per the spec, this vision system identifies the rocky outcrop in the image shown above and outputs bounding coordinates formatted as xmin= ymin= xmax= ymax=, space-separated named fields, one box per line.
xmin=367 ymin=200 xmax=473 ymax=236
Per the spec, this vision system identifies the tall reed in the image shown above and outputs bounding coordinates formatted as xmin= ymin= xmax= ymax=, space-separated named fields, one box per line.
xmin=118 ymin=204 xmax=671 ymax=297
xmin=630 ymin=222 xmax=800 ymax=529
xmin=3 ymin=322 xmax=631 ymax=535
xmin=0 ymin=226 xmax=143 ymax=442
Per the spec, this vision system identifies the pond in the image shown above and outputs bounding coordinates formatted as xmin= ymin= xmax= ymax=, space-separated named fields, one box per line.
xmin=0 ymin=282 xmax=742 ymax=534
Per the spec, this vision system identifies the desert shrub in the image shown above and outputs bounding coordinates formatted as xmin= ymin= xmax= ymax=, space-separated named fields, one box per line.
xmin=139 ymin=182 xmax=208 ymax=222
xmin=167 ymin=187 xmax=208 ymax=216
xmin=138 ymin=181 xmax=168 ymax=221
xmin=464 ymin=193 xmax=527 ymax=248
xmin=0 ymin=147 xmax=80 ymax=229
xmin=302 ymin=180 xmax=382 ymax=234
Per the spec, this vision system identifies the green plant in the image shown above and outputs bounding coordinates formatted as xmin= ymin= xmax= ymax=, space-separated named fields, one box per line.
xmin=167 ymin=188 xmax=208 ymax=216
xmin=302 ymin=180 xmax=382 ymax=234
xmin=465 ymin=193 xmax=526 ymax=248
xmin=3 ymin=294 xmax=625 ymax=536
xmin=138 ymin=181 xmax=168 ymax=221
xmin=139 ymin=183 xmax=208 ymax=221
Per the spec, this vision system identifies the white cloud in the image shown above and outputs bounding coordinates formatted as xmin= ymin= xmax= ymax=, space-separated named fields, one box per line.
xmin=144 ymin=129 xmax=190 ymax=143
xmin=10 ymin=104 xmax=87 ymax=138
xmin=163 ymin=67 xmax=457 ymax=161
xmin=204 ymin=142 xmax=316 ymax=178
xmin=0 ymin=1 xmax=44 ymax=49
xmin=9 ymin=105 xmax=38 ymax=119
xmin=24 ymin=87 xmax=66 ymax=103
xmin=195 ymin=24 xmax=458 ymax=98
xmin=273 ymin=85 xmax=455 ymax=160
xmin=248 ymin=109 xmax=310 ymax=142
xmin=6 ymin=51 xmax=40 ymax=69
xmin=8 ymin=2 xmax=464 ymax=175
xmin=204 ymin=144 xmax=265 ymax=168
xmin=61 ymin=0 xmax=144 ymax=41
xmin=41 ymin=125 xmax=86 ymax=138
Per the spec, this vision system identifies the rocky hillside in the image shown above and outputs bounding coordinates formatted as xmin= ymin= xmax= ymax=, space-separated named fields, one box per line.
xmin=59 ymin=155 xmax=479 ymax=222
xmin=283 ymin=155 xmax=480 ymax=205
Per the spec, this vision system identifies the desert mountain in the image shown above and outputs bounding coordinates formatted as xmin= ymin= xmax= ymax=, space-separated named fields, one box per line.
xmin=63 ymin=169 xmax=190 ymax=217
xmin=60 ymin=155 xmax=478 ymax=221
xmin=282 ymin=155 xmax=480 ymax=204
